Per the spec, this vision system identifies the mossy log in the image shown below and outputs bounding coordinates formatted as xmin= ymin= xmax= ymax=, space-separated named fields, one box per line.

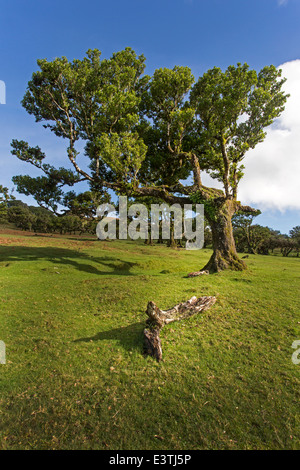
xmin=143 ymin=296 xmax=216 ymax=362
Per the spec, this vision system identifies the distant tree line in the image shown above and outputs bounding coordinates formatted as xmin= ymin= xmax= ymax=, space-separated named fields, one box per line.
xmin=0 ymin=185 xmax=12 ymax=224
xmin=0 ymin=185 xmax=299 ymax=256
xmin=231 ymin=212 xmax=300 ymax=257
xmin=142 ymin=208 xmax=300 ymax=257
xmin=0 ymin=189 xmax=108 ymax=235
xmin=4 ymin=200 xmax=91 ymax=234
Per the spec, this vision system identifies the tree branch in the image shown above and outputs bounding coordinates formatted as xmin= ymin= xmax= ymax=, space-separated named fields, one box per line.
xmin=220 ymin=135 xmax=230 ymax=197
xmin=131 ymin=185 xmax=192 ymax=205
xmin=190 ymin=153 xmax=202 ymax=189
xmin=237 ymin=204 xmax=260 ymax=215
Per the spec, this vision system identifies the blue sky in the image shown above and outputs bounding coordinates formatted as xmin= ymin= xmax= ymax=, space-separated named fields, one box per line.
xmin=1 ymin=0 xmax=300 ymax=233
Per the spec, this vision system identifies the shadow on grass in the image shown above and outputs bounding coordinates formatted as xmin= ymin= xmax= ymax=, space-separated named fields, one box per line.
xmin=0 ymin=246 xmax=139 ymax=276
xmin=73 ymin=322 xmax=145 ymax=353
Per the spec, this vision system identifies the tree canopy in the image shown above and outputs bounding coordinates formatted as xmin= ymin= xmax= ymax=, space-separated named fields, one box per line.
xmin=11 ymin=48 xmax=289 ymax=271
xmin=0 ymin=184 xmax=14 ymax=223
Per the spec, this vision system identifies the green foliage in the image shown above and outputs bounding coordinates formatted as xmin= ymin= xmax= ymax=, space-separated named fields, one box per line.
xmin=232 ymin=211 xmax=262 ymax=253
xmin=138 ymin=65 xmax=195 ymax=185
xmin=10 ymin=50 xmax=289 ymax=271
xmin=7 ymin=205 xmax=37 ymax=231
xmin=62 ymin=191 xmax=111 ymax=219
xmin=12 ymin=52 xmax=289 ymax=198
xmin=276 ymin=234 xmax=296 ymax=257
xmin=5 ymin=200 xmax=55 ymax=233
xmin=12 ymin=51 xmax=289 ymax=207
xmin=144 ymin=66 xmax=195 ymax=152
xmin=99 ymin=132 xmax=147 ymax=183
xmin=20 ymin=48 xmax=147 ymax=179
xmin=190 ymin=191 xmax=220 ymax=222
xmin=11 ymin=174 xmax=64 ymax=213
xmin=290 ymin=226 xmax=300 ymax=252
xmin=232 ymin=215 xmax=297 ymax=257
xmin=189 ymin=63 xmax=289 ymax=196
xmin=0 ymin=185 xmax=15 ymax=223
xmin=11 ymin=140 xmax=83 ymax=213
xmin=0 ymin=185 xmax=10 ymax=222
xmin=290 ymin=227 xmax=300 ymax=256
xmin=55 ymin=214 xmax=83 ymax=234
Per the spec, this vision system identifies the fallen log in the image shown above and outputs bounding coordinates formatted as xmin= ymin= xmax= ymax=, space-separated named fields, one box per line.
xmin=187 ymin=270 xmax=209 ymax=277
xmin=143 ymin=295 xmax=216 ymax=361
xmin=143 ymin=327 xmax=163 ymax=362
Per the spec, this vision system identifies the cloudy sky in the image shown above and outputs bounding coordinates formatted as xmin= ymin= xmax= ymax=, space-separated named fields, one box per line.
xmin=239 ymin=59 xmax=300 ymax=212
xmin=0 ymin=0 xmax=300 ymax=233
xmin=202 ymin=57 xmax=300 ymax=227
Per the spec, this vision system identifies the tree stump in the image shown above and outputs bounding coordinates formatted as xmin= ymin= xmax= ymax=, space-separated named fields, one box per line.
xmin=143 ymin=295 xmax=216 ymax=361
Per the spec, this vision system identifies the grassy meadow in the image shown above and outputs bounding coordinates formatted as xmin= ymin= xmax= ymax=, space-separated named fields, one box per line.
xmin=0 ymin=229 xmax=299 ymax=450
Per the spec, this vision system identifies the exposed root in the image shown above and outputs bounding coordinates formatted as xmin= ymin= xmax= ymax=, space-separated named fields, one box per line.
xmin=187 ymin=270 xmax=209 ymax=277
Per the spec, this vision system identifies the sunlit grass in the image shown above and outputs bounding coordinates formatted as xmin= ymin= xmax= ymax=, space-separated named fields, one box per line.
xmin=0 ymin=232 xmax=299 ymax=449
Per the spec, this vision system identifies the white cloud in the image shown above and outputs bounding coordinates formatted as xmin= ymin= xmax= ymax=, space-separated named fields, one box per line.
xmin=278 ymin=0 xmax=288 ymax=6
xmin=239 ymin=60 xmax=300 ymax=211
xmin=202 ymin=59 xmax=300 ymax=212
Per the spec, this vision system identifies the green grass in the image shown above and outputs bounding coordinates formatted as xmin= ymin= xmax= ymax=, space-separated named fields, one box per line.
xmin=0 ymin=231 xmax=299 ymax=450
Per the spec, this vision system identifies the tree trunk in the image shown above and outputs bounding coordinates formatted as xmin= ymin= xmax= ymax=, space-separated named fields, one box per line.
xmin=167 ymin=215 xmax=177 ymax=248
xmin=203 ymin=199 xmax=246 ymax=273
